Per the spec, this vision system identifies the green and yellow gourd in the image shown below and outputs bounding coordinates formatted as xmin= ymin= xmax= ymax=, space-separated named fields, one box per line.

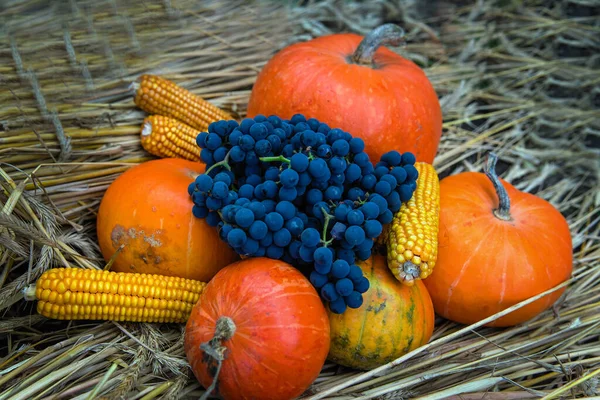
xmin=327 ymin=254 xmax=435 ymax=370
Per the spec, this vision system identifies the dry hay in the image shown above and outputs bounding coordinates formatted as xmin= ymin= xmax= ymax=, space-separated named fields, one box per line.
xmin=0 ymin=0 xmax=599 ymax=399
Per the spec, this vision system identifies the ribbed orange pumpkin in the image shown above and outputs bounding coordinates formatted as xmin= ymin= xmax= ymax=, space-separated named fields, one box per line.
xmin=327 ymin=254 xmax=435 ymax=370
xmin=184 ymin=258 xmax=330 ymax=400
xmin=423 ymin=153 xmax=573 ymax=327
xmin=247 ymin=24 xmax=442 ymax=164
xmin=96 ymin=158 xmax=238 ymax=281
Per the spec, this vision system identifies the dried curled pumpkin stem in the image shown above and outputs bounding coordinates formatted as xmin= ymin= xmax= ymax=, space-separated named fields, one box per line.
xmin=351 ymin=24 xmax=406 ymax=65
xmin=199 ymin=316 xmax=236 ymax=400
xmin=484 ymin=152 xmax=512 ymax=221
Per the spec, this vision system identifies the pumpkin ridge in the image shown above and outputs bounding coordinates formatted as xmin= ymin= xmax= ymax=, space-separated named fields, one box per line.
xmin=513 ymin=226 xmax=553 ymax=286
xmin=414 ymin=283 xmax=426 ymax=351
xmin=353 ymin=257 xmax=376 ymax=361
xmin=185 ymin=207 xmax=195 ymax=278
xmin=443 ymin=226 xmax=497 ymax=317
xmin=498 ymin=224 xmax=510 ymax=305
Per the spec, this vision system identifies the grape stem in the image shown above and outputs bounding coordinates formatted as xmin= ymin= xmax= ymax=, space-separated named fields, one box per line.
xmin=320 ymin=207 xmax=334 ymax=247
xmin=259 ymin=155 xmax=290 ymax=164
xmin=205 ymin=150 xmax=232 ymax=175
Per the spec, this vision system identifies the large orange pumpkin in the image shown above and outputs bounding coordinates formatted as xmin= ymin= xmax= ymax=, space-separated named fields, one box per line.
xmin=327 ymin=254 xmax=435 ymax=370
xmin=96 ymin=158 xmax=238 ymax=281
xmin=184 ymin=257 xmax=330 ymax=400
xmin=423 ymin=153 xmax=573 ymax=327
xmin=247 ymin=24 xmax=442 ymax=164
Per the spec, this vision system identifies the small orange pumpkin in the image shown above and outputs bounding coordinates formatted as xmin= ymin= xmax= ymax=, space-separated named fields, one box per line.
xmin=184 ymin=257 xmax=330 ymax=400
xmin=423 ymin=153 xmax=573 ymax=327
xmin=96 ymin=158 xmax=238 ymax=281
xmin=327 ymin=254 xmax=435 ymax=370
xmin=247 ymin=24 xmax=442 ymax=164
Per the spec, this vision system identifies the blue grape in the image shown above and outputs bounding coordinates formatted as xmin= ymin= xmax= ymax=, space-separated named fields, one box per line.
xmin=205 ymin=133 xmax=222 ymax=150
xmin=249 ymin=123 xmax=268 ymax=140
xmin=280 ymin=169 xmax=299 ymax=188
xmin=391 ymin=167 xmax=408 ymax=184
xmin=234 ymin=208 xmax=254 ymax=228
xmin=321 ymin=283 xmax=339 ymax=302
xmin=239 ymin=135 xmax=255 ymax=151
xmin=192 ymin=205 xmax=208 ymax=219
xmin=335 ymin=278 xmax=354 ymax=296
xmin=310 ymin=271 xmax=328 ymax=288
xmin=206 ymin=197 xmax=222 ymax=211
xmin=401 ymin=152 xmax=416 ymax=165
xmin=279 ymin=187 xmax=297 ymax=201
xmin=195 ymin=175 xmax=213 ymax=192
xmin=379 ymin=209 xmax=394 ymax=225
xmin=248 ymin=201 xmax=266 ymax=219
xmin=308 ymin=158 xmax=328 ymax=179
xmin=347 ymin=210 xmax=365 ymax=226
xmin=360 ymin=202 xmax=379 ymax=219
xmin=331 ymin=260 xmax=350 ymax=279
xmin=399 ymin=184 xmax=414 ymax=202
xmin=364 ymin=220 xmax=383 ymax=238
xmin=249 ymin=220 xmax=268 ymax=240
xmin=229 ymin=146 xmax=245 ymax=162
xmin=196 ymin=132 xmax=207 ymax=148
xmin=238 ymin=184 xmax=254 ymax=199
xmin=375 ymin=180 xmax=392 ymax=197
xmin=345 ymin=163 xmax=362 ymax=183
xmin=265 ymin=212 xmax=284 ymax=231
xmin=275 ymin=201 xmax=295 ymax=220
xmin=329 ymin=157 xmax=346 ymax=174
xmin=299 ymin=244 xmax=315 ymax=262
xmin=227 ymin=228 xmax=247 ymax=248
xmin=354 ymin=277 xmax=370 ymax=293
xmin=329 ymin=297 xmax=347 ymax=314
xmin=213 ymin=147 xmax=227 ymax=162
xmin=332 ymin=140 xmax=349 ymax=157
xmin=255 ymin=139 xmax=272 ymax=156
xmin=266 ymin=245 xmax=284 ymax=259
xmin=260 ymin=231 xmax=273 ymax=247
xmin=348 ymin=265 xmax=363 ymax=283
xmin=345 ymin=226 xmax=365 ymax=246
xmin=285 ymin=217 xmax=304 ymax=236
xmin=301 ymin=228 xmax=320 ymax=247
xmin=242 ymin=238 xmax=259 ymax=255
xmin=324 ymin=186 xmax=342 ymax=201
xmin=291 ymin=153 xmax=309 ymax=172
xmin=273 ymin=228 xmax=292 ymax=247
xmin=381 ymin=151 xmax=402 ymax=166
xmin=206 ymin=211 xmax=221 ymax=227
xmin=403 ymin=164 xmax=419 ymax=181
xmin=306 ymin=189 xmax=323 ymax=205
xmin=345 ymin=291 xmax=364 ymax=308
xmin=211 ymin=181 xmax=229 ymax=199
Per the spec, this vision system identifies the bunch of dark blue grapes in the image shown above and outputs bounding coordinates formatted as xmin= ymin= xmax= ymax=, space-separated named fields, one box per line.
xmin=188 ymin=114 xmax=418 ymax=314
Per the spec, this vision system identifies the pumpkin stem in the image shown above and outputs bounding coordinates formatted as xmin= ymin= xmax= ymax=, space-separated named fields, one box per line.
xmin=199 ymin=316 xmax=236 ymax=400
xmin=484 ymin=152 xmax=512 ymax=221
xmin=351 ymin=24 xmax=406 ymax=65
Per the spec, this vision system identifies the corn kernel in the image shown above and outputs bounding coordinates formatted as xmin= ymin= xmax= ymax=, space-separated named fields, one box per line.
xmin=134 ymin=74 xmax=233 ymax=161
xmin=387 ymin=162 xmax=440 ymax=285
xmin=29 ymin=268 xmax=206 ymax=323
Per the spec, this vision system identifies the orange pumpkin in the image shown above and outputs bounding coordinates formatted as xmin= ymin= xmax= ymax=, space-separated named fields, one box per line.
xmin=327 ymin=254 xmax=435 ymax=370
xmin=247 ymin=24 xmax=442 ymax=164
xmin=423 ymin=153 xmax=573 ymax=327
xmin=96 ymin=158 xmax=238 ymax=281
xmin=184 ymin=257 xmax=330 ymax=400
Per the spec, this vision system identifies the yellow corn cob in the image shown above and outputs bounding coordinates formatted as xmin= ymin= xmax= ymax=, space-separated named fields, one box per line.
xmin=133 ymin=74 xmax=233 ymax=132
xmin=24 ymin=268 xmax=206 ymax=323
xmin=141 ymin=115 xmax=201 ymax=161
xmin=386 ymin=162 xmax=440 ymax=286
